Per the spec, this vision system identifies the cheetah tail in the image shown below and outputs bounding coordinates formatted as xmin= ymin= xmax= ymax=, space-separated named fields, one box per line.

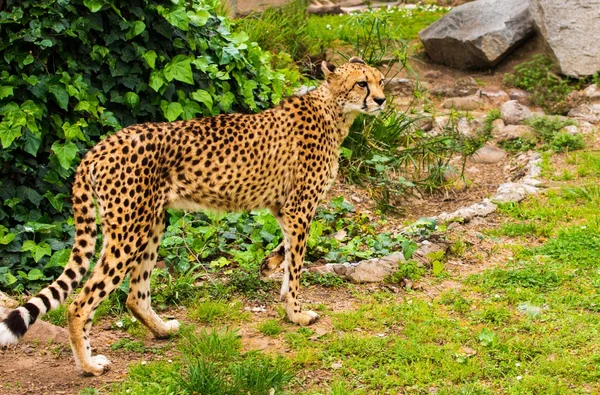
xmin=0 ymin=167 xmax=97 ymax=345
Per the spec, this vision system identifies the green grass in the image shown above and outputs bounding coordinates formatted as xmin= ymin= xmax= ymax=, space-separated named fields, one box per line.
xmin=187 ymin=300 xmax=249 ymax=324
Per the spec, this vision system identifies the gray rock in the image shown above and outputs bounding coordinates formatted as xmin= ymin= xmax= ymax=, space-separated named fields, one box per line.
xmin=431 ymin=77 xmax=479 ymax=97
xmin=470 ymin=145 xmax=507 ymax=164
xmin=384 ymin=78 xmax=414 ymax=96
xmin=442 ymin=95 xmax=483 ymax=111
xmin=424 ymin=70 xmax=443 ymax=79
xmin=583 ymin=85 xmax=600 ymax=102
xmin=508 ymin=89 xmax=532 ymax=105
xmin=419 ymin=0 xmax=534 ymax=69
xmin=346 ymin=253 xmax=405 ymax=283
xmin=530 ymin=0 xmax=600 ymax=78
xmin=491 ymin=118 xmax=505 ymax=136
xmin=480 ymin=89 xmax=510 ymax=107
xmin=437 ymin=199 xmax=497 ymax=223
xmin=568 ymin=104 xmax=600 ymax=124
xmin=495 ymin=124 xmax=533 ymax=142
xmin=501 ymin=100 xmax=534 ymax=125
xmin=561 ymin=125 xmax=580 ymax=135
xmin=493 ymin=182 xmax=539 ymax=203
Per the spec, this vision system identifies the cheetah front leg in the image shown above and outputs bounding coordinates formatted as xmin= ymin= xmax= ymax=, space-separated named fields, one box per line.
xmin=277 ymin=204 xmax=319 ymax=326
xmin=259 ymin=242 xmax=286 ymax=280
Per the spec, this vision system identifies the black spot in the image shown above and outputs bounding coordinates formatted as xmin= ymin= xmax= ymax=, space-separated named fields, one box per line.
xmin=57 ymin=280 xmax=69 ymax=291
xmin=65 ymin=269 xmax=76 ymax=280
xmin=112 ymin=276 xmax=121 ymax=285
xmin=49 ymin=287 xmax=60 ymax=301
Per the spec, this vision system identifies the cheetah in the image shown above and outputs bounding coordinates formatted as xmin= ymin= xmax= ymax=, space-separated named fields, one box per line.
xmin=0 ymin=58 xmax=386 ymax=376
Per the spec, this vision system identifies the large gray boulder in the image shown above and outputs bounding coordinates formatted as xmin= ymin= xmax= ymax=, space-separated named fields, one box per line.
xmin=419 ymin=0 xmax=534 ymax=69
xmin=530 ymin=0 xmax=600 ymax=78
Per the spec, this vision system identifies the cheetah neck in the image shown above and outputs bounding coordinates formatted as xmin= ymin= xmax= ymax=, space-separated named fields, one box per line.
xmin=309 ymin=84 xmax=359 ymax=145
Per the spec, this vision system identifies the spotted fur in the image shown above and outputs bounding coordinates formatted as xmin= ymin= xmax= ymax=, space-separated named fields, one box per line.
xmin=0 ymin=58 xmax=386 ymax=376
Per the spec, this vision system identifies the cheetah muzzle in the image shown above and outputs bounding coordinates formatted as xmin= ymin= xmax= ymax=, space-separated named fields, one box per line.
xmin=0 ymin=57 xmax=387 ymax=376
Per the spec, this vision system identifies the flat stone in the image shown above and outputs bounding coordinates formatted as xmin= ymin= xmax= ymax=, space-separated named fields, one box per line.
xmin=480 ymin=89 xmax=510 ymax=107
xmin=583 ymin=85 xmax=600 ymax=102
xmin=442 ymin=95 xmax=483 ymax=111
xmin=491 ymin=118 xmax=505 ymax=135
xmin=501 ymin=100 xmax=534 ymax=125
xmin=470 ymin=145 xmax=507 ymax=164
xmin=493 ymin=182 xmax=538 ymax=203
xmin=568 ymin=104 xmax=600 ymax=124
xmin=346 ymin=253 xmax=405 ymax=284
xmin=530 ymin=0 xmax=600 ymax=78
xmin=431 ymin=77 xmax=479 ymax=98
xmin=419 ymin=0 xmax=534 ymax=69
xmin=495 ymin=124 xmax=533 ymax=142
xmin=423 ymin=70 xmax=443 ymax=79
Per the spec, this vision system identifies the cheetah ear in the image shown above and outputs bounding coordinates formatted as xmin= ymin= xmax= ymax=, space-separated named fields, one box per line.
xmin=349 ymin=56 xmax=366 ymax=65
xmin=321 ymin=61 xmax=336 ymax=78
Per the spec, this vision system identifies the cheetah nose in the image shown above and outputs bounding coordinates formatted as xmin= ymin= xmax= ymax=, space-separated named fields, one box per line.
xmin=374 ymin=97 xmax=386 ymax=106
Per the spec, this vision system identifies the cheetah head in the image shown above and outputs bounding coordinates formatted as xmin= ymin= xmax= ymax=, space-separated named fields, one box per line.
xmin=322 ymin=57 xmax=386 ymax=115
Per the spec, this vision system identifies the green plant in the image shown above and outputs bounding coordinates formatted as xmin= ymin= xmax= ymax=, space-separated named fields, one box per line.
xmin=0 ymin=0 xmax=300 ymax=293
xmin=188 ymin=300 xmax=249 ymax=324
xmin=504 ymin=55 xmax=574 ymax=114
xmin=550 ymin=132 xmax=585 ymax=152
xmin=257 ymin=319 xmax=284 ymax=336
xmin=301 ymin=272 xmax=345 ymax=288
xmin=387 ymin=259 xmax=425 ymax=283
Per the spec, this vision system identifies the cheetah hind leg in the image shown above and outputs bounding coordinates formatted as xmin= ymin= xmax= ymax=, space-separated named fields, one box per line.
xmin=259 ymin=242 xmax=286 ymax=281
xmin=126 ymin=220 xmax=180 ymax=338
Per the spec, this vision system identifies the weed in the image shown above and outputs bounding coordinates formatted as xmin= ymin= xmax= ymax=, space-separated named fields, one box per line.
xmin=504 ymin=55 xmax=575 ymax=114
xmin=44 ymin=304 xmax=68 ymax=327
xmin=110 ymin=338 xmax=153 ymax=354
xmin=188 ymin=300 xmax=249 ymax=325
xmin=387 ymin=259 xmax=425 ymax=283
xmin=550 ymin=132 xmax=585 ymax=152
xmin=257 ymin=319 xmax=284 ymax=336
xmin=301 ymin=272 xmax=345 ymax=288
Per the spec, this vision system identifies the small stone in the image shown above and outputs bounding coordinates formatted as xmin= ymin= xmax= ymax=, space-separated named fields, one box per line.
xmin=384 ymin=78 xmax=414 ymax=96
xmin=583 ymin=85 xmax=600 ymax=103
xmin=470 ymin=145 xmax=507 ymax=164
xmin=423 ymin=70 xmax=443 ymax=79
xmin=561 ymin=125 xmax=580 ymax=135
xmin=333 ymin=230 xmax=347 ymax=241
xmin=491 ymin=118 xmax=505 ymax=135
xmin=351 ymin=195 xmax=362 ymax=203
xmin=480 ymin=88 xmax=510 ymax=106
xmin=442 ymin=95 xmax=483 ymax=111
xmin=331 ymin=361 xmax=343 ymax=369
xmin=495 ymin=124 xmax=533 ymax=142
xmin=437 ymin=199 xmax=497 ymax=223
xmin=456 ymin=117 xmax=473 ymax=137
xmin=508 ymin=89 xmax=532 ymax=105
xmin=568 ymin=104 xmax=600 ymax=124
xmin=501 ymin=100 xmax=533 ymax=125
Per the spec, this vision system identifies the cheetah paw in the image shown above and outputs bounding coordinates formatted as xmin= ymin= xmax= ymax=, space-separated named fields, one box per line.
xmin=82 ymin=355 xmax=111 ymax=376
xmin=165 ymin=319 xmax=180 ymax=333
xmin=295 ymin=310 xmax=320 ymax=326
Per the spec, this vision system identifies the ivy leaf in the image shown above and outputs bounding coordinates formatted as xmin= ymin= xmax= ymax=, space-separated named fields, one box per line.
xmin=17 ymin=186 xmax=44 ymax=207
xmin=51 ymin=141 xmax=78 ymax=169
xmin=182 ymin=100 xmax=201 ymax=120
xmin=22 ymin=54 xmax=34 ymax=66
xmin=161 ymin=102 xmax=183 ymax=122
xmin=44 ymin=191 xmax=68 ymax=212
xmin=49 ymin=84 xmax=69 ymax=110
xmin=22 ymin=129 xmax=42 ymax=156
xmin=0 ymin=86 xmax=14 ymax=99
xmin=45 ymin=249 xmax=71 ymax=269
xmin=124 ymin=92 xmax=140 ymax=108
xmin=190 ymin=89 xmax=213 ymax=110
xmin=126 ymin=21 xmax=146 ymax=40
xmin=83 ymin=0 xmax=104 ymax=12
xmin=0 ymin=122 xmax=22 ymax=148
xmin=164 ymin=55 xmax=193 ymax=85
xmin=142 ymin=50 xmax=157 ymax=69
xmin=21 ymin=241 xmax=52 ymax=263
xmin=159 ymin=5 xmax=189 ymax=31
xmin=149 ymin=70 xmax=165 ymax=92
xmin=62 ymin=121 xmax=87 ymax=142
xmin=27 ymin=268 xmax=47 ymax=280
xmin=188 ymin=9 xmax=210 ymax=27
xmin=0 ymin=233 xmax=15 ymax=245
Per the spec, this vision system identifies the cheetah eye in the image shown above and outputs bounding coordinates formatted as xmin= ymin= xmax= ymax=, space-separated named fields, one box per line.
xmin=356 ymin=81 xmax=367 ymax=88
